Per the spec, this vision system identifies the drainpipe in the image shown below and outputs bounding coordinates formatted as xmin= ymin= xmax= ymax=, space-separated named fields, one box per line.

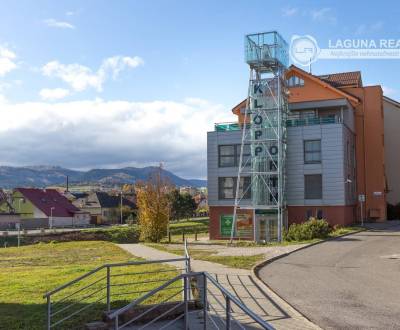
xmin=362 ymin=90 xmax=367 ymax=222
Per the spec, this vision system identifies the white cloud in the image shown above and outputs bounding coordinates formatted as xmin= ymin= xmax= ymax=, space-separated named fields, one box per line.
xmin=99 ymin=56 xmax=144 ymax=79
xmin=66 ymin=11 xmax=78 ymax=16
xmin=382 ymin=85 xmax=397 ymax=97
xmin=282 ymin=6 xmax=298 ymax=17
xmin=0 ymin=46 xmax=17 ymax=76
xmin=0 ymin=98 xmax=232 ymax=178
xmin=42 ymin=56 xmax=144 ymax=92
xmin=355 ymin=21 xmax=384 ymax=35
xmin=39 ymin=88 xmax=70 ymax=100
xmin=310 ymin=8 xmax=336 ymax=23
xmin=43 ymin=18 xmax=75 ymax=29
xmin=42 ymin=61 xmax=103 ymax=91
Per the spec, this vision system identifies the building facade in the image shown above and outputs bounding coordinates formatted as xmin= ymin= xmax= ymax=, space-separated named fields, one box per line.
xmin=208 ymin=65 xmax=392 ymax=240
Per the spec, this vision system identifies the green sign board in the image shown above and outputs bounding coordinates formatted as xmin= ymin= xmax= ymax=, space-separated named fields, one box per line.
xmin=220 ymin=215 xmax=234 ymax=237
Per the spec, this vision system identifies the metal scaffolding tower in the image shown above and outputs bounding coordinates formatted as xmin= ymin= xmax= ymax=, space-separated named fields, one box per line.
xmin=231 ymin=31 xmax=289 ymax=243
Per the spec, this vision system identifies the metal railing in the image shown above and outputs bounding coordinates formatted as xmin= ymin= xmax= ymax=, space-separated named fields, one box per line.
xmin=286 ymin=114 xmax=339 ymax=127
xmin=108 ymin=271 xmax=275 ymax=330
xmin=43 ymin=255 xmax=190 ymax=329
xmin=44 ymin=240 xmax=273 ymax=329
xmin=215 ymin=115 xmax=339 ymax=132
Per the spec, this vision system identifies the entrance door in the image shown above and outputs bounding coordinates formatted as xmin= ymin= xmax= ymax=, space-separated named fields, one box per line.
xmin=257 ymin=214 xmax=278 ymax=242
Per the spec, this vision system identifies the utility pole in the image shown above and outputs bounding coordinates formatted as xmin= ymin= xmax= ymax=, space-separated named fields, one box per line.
xmin=120 ymin=191 xmax=123 ymax=224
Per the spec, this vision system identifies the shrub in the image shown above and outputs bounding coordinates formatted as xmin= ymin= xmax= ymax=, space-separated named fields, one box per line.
xmin=284 ymin=218 xmax=331 ymax=242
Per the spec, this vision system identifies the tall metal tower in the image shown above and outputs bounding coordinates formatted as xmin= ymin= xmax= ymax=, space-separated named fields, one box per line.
xmin=231 ymin=31 xmax=289 ymax=243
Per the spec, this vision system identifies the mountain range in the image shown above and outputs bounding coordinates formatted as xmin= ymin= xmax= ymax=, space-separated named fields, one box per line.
xmin=0 ymin=166 xmax=207 ymax=189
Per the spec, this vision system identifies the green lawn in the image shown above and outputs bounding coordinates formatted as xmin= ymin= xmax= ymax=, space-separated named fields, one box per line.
xmin=0 ymin=241 xmax=180 ymax=330
xmin=145 ymin=243 xmax=265 ymax=270
xmin=169 ymin=217 xmax=209 ymax=235
xmin=146 ymin=225 xmax=364 ymax=269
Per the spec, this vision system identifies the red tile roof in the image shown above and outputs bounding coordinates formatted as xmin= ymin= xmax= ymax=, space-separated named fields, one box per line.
xmin=16 ymin=188 xmax=80 ymax=217
xmin=317 ymin=71 xmax=362 ymax=88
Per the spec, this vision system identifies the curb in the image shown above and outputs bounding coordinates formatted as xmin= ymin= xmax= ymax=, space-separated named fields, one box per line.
xmin=251 ymin=228 xmax=367 ymax=329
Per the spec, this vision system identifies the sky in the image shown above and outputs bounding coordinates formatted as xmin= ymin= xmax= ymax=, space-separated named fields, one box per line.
xmin=0 ymin=0 xmax=399 ymax=179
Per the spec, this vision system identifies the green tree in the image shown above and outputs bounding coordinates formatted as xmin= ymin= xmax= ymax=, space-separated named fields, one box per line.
xmin=181 ymin=193 xmax=197 ymax=219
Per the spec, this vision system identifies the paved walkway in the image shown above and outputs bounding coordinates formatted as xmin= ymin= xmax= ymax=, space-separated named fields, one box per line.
xmin=118 ymin=243 xmax=320 ymax=330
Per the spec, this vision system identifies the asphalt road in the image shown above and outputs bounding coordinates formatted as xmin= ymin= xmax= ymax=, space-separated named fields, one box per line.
xmin=259 ymin=223 xmax=400 ymax=329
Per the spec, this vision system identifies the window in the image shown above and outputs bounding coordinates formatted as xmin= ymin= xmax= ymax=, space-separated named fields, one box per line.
xmin=305 ymin=174 xmax=322 ymax=199
xmin=218 ymin=177 xmax=251 ymax=199
xmin=218 ymin=144 xmax=250 ymax=167
xmin=218 ymin=145 xmax=235 ymax=167
xmin=304 ymin=140 xmax=321 ymax=164
xmin=287 ymin=75 xmax=304 ymax=87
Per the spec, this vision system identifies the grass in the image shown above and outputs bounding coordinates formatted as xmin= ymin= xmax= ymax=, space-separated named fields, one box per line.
xmin=145 ymin=243 xmax=265 ymax=270
xmin=0 ymin=241 xmax=179 ymax=330
xmin=145 ymin=225 xmax=364 ymax=269
xmin=168 ymin=217 xmax=209 ymax=235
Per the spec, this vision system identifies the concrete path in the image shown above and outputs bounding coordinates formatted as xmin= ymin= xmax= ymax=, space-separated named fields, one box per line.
xmin=118 ymin=243 xmax=320 ymax=330
xmin=258 ymin=221 xmax=400 ymax=330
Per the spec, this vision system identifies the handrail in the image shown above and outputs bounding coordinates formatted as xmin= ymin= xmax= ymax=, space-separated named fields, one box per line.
xmin=184 ymin=239 xmax=190 ymax=272
xmin=108 ymin=273 xmax=183 ymax=319
xmin=108 ymin=271 xmax=275 ymax=330
xmin=43 ymin=257 xmax=188 ymax=298
xmin=204 ymin=272 xmax=274 ymax=330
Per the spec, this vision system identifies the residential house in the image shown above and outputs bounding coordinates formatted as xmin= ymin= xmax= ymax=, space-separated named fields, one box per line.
xmin=6 ymin=188 xmax=90 ymax=228
xmin=79 ymin=191 xmax=136 ymax=224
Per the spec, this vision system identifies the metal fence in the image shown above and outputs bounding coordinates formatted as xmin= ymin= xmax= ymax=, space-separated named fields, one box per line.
xmin=108 ymin=271 xmax=274 ymax=330
xmin=43 ymin=256 xmax=190 ymax=329
xmin=43 ymin=240 xmax=273 ymax=329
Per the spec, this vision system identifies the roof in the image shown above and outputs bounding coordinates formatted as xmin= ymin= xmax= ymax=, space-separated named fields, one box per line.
xmin=16 ymin=188 xmax=80 ymax=217
xmin=383 ymin=96 xmax=400 ymax=108
xmin=70 ymin=192 xmax=89 ymax=199
xmin=288 ymin=65 xmax=360 ymax=105
xmin=96 ymin=192 xmax=136 ymax=209
xmin=317 ymin=71 xmax=362 ymax=88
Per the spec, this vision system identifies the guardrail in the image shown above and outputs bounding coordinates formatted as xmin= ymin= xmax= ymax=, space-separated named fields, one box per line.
xmin=108 ymin=271 xmax=275 ymax=330
xmin=43 ymin=255 xmax=190 ymax=329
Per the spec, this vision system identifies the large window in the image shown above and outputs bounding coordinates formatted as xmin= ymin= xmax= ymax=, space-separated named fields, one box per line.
xmin=304 ymin=140 xmax=321 ymax=164
xmin=218 ymin=177 xmax=251 ymax=200
xmin=304 ymin=174 xmax=322 ymax=199
xmin=218 ymin=144 xmax=250 ymax=167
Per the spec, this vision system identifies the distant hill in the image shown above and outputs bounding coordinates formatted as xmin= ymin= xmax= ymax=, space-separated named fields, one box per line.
xmin=0 ymin=165 xmax=207 ymax=189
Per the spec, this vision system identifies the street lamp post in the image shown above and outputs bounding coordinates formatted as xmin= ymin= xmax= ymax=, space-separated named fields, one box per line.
xmin=50 ymin=207 xmax=55 ymax=229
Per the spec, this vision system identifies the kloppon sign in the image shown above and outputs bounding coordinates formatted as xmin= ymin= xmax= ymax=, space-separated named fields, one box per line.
xmin=250 ymin=79 xmax=279 ymax=160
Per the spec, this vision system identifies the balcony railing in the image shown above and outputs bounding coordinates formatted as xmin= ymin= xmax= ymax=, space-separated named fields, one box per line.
xmin=286 ymin=114 xmax=339 ymax=127
xmin=214 ymin=115 xmax=339 ymax=131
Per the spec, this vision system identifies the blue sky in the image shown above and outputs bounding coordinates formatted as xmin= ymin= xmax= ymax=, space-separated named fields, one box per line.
xmin=0 ymin=0 xmax=399 ymax=179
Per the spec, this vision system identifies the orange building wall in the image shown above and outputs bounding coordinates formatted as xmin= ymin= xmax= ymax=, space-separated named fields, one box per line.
xmin=342 ymin=86 xmax=387 ymax=221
